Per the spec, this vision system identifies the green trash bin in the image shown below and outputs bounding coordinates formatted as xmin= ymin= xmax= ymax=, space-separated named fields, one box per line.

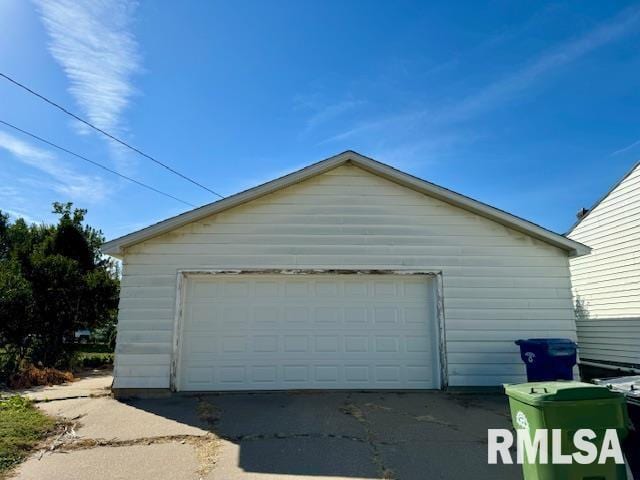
xmin=504 ymin=381 xmax=630 ymax=480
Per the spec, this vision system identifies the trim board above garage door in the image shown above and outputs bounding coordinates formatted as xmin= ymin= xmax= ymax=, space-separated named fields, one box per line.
xmin=172 ymin=270 xmax=444 ymax=391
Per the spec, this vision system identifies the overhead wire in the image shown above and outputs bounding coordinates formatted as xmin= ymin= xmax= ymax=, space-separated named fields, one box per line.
xmin=0 ymin=72 xmax=224 ymax=199
xmin=0 ymin=119 xmax=197 ymax=208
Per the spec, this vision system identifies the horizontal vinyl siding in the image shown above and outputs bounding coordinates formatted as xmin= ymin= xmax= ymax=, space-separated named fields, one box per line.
xmin=569 ymin=164 xmax=640 ymax=367
xmin=577 ymin=318 xmax=640 ymax=367
xmin=114 ymin=164 xmax=575 ymax=388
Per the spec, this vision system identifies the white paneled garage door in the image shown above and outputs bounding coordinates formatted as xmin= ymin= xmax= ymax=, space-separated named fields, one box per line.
xmin=178 ymin=274 xmax=440 ymax=391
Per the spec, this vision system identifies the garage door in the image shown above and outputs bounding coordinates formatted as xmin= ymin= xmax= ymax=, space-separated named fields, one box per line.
xmin=178 ymin=274 xmax=440 ymax=391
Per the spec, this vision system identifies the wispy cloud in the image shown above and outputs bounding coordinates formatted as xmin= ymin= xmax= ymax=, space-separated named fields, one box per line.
xmin=2 ymin=208 xmax=40 ymax=224
xmin=320 ymin=6 xmax=640 ymax=147
xmin=0 ymin=130 xmax=109 ymax=202
xmin=34 ymin=0 xmax=141 ymax=152
xmin=295 ymin=95 xmax=365 ymax=134
xmin=441 ymin=6 xmax=640 ymax=123
xmin=611 ymin=138 xmax=640 ymax=156
xmin=368 ymin=131 xmax=485 ymax=172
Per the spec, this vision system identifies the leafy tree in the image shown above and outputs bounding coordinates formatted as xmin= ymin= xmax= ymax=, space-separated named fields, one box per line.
xmin=0 ymin=203 xmax=119 ymax=373
xmin=0 ymin=260 xmax=34 ymax=363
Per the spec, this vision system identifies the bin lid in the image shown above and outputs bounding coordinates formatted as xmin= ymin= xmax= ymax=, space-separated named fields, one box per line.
xmin=504 ymin=381 xmax=622 ymax=406
xmin=593 ymin=376 xmax=640 ymax=400
xmin=515 ymin=338 xmax=576 ymax=346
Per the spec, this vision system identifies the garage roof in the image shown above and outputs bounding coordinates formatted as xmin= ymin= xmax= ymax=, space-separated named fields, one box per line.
xmin=102 ymin=151 xmax=590 ymax=258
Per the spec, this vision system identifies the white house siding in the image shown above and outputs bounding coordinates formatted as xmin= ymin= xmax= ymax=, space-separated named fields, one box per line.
xmin=114 ymin=164 xmax=576 ymax=389
xmin=569 ymin=163 xmax=640 ymax=367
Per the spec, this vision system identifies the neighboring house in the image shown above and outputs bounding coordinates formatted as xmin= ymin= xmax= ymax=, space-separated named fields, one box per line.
xmin=102 ymin=151 xmax=588 ymax=393
xmin=568 ymin=161 xmax=640 ymax=373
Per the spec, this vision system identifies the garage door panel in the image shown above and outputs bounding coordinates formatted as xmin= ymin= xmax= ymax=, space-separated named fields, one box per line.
xmin=373 ymin=307 xmax=398 ymax=325
xmin=178 ymin=274 xmax=439 ymax=390
xmin=187 ymin=305 xmax=220 ymax=328
xmin=253 ymin=335 xmax=279 ymax=352
xmin=222 ymin=306 xmax=249 ymax=327
xmin=344 ymin=281 xmax=368 ymax=296
xmin=284 ymin=306 xmax=310 ymax=325
xmin=254 ymin=281 xmax=279 ymax=296
xmin=251 ymin=306 xmax=279 ymax=328
xmin=283 ymin=335 xmax=309 ymax=352
xmin=314 ymin=335 xmax=340 ymax=352
xmin=344 ymin=307 xmax=367 ymax=324
xmin=186 ymin=367 xmax=211 ymax=384
xmin=252 ymin=365 xmax=278 ymax=383
xmin=345 ymin=335 xmax=369 ymax=352
xmin=220 ymin=335 xmax=247 ymax=353
xmin=183 ymin=364 xmax=436 ymax=390
xmin=406 ymin=336 xmax=431 ymax=352
xmin=185 ymin=335 xmax=434 ymax=359
xmin=187 ymin=335 xmax=217 ymax=354
xmin=406 ymin=365 xmax=433 ymax=383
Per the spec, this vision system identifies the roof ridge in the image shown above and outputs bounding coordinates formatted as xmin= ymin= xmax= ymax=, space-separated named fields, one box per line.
xmin=102 ymin=150 xmax=589 ymax=258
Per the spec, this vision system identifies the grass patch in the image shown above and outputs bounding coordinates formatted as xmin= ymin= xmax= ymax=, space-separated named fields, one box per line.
xmin=70 ymin=343 xmax=112 ymax=354
xmin=70 ymin=344 xmax=114 ymax=370
xmin=0 ymin=396 xmax=55 ymax=476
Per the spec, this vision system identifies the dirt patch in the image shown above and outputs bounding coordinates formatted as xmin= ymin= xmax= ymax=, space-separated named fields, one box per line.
xmin=339 ymin=403 xmax=366 ymax=421
xmin=196 ymin=398 xmax=222 ymax=426
xmin=363 ymin=402 xmax=392 ymax=412
xmin=413 ymin=414 xmax=459 ymax=429
xmin=8 ymin=366 xmax=74 ymax=389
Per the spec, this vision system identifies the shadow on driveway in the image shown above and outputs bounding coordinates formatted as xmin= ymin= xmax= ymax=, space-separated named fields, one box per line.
xmin=124 ymin=391 xmax=522 ymax=479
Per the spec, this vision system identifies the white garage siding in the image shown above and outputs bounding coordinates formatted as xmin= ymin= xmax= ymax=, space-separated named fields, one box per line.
xmin=569 ymin=162 xmax=640 ymax=368
xmin=113 ymin=163 xmax=577 ymax=389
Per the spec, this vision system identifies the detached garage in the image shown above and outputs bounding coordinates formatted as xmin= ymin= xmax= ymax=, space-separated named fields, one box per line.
xmin=103 ymin=151 xmax=589 ymax=393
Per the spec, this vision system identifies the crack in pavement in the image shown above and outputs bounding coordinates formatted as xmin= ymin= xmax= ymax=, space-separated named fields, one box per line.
xmin=195 ymin=396 xmax=400 ymax=445
xmin=336 ymin=397 xmax=489 ymax=479
xmin=340 ymin=396 xmax=397 ymax=480
xmin=39 ymin=433 xmax=221 ymax=478
xmin=32 ymin=392 xmax=112 ymax=403
xmin=38 ymin=405 xmax=221 ymax=478
xmin=41 ymin=433 xmax=214 ymax=452
xmin=358 ymin=400 xmax=461 ymax=431
xmin=218 ymin=431 xmax=399 ymax=445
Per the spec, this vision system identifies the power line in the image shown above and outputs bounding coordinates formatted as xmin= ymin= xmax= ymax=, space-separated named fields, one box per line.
xmin=0 ymin=72 xmax=225 ymax=199
xmin=0 ymin=119 xmax=197 ymax=208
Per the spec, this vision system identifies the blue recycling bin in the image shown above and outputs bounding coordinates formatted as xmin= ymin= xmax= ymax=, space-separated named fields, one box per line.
xmin=515 ymin=338 xmax=577 ymax=381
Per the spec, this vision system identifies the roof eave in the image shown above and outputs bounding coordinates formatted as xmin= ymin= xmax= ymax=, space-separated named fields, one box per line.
xmin=102 ymin=150 xmax=590 ymax=258
xmin=349 ymin=155 xmax=590 ymax=258
xmin=101 ymin=151 xmax=354 ymax=257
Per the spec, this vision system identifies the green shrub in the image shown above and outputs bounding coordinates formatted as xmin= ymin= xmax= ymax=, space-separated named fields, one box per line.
xmin=0 ymin=204 xmax=119 ymax=373
xmin=69 ymin=344 xmax=114 ymax=371
xmin=71 ymin=352 xmax=114 ymax=370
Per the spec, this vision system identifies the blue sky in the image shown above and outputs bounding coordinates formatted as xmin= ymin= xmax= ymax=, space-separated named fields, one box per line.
xmin=1 ymin=1 xmax=639 ymax=239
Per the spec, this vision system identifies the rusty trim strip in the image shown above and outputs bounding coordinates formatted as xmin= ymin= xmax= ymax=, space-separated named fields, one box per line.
xmin=434 ymin=272 xmax=448 ymax=389
xmin=171 ymin=271 xmax=187 ymax=391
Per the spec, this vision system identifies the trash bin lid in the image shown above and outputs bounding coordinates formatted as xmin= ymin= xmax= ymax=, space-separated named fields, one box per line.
xmin=593 ymin=376 xmax=640 ymax=400
xmin=515 ymin=338 xmax=576 ymax=346
xmin=504 ymin=381 xmax=622 ymax=406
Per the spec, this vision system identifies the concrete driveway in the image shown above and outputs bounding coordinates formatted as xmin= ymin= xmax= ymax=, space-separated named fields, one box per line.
xmin=12 ymin=374 xmax=522 ymax=480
